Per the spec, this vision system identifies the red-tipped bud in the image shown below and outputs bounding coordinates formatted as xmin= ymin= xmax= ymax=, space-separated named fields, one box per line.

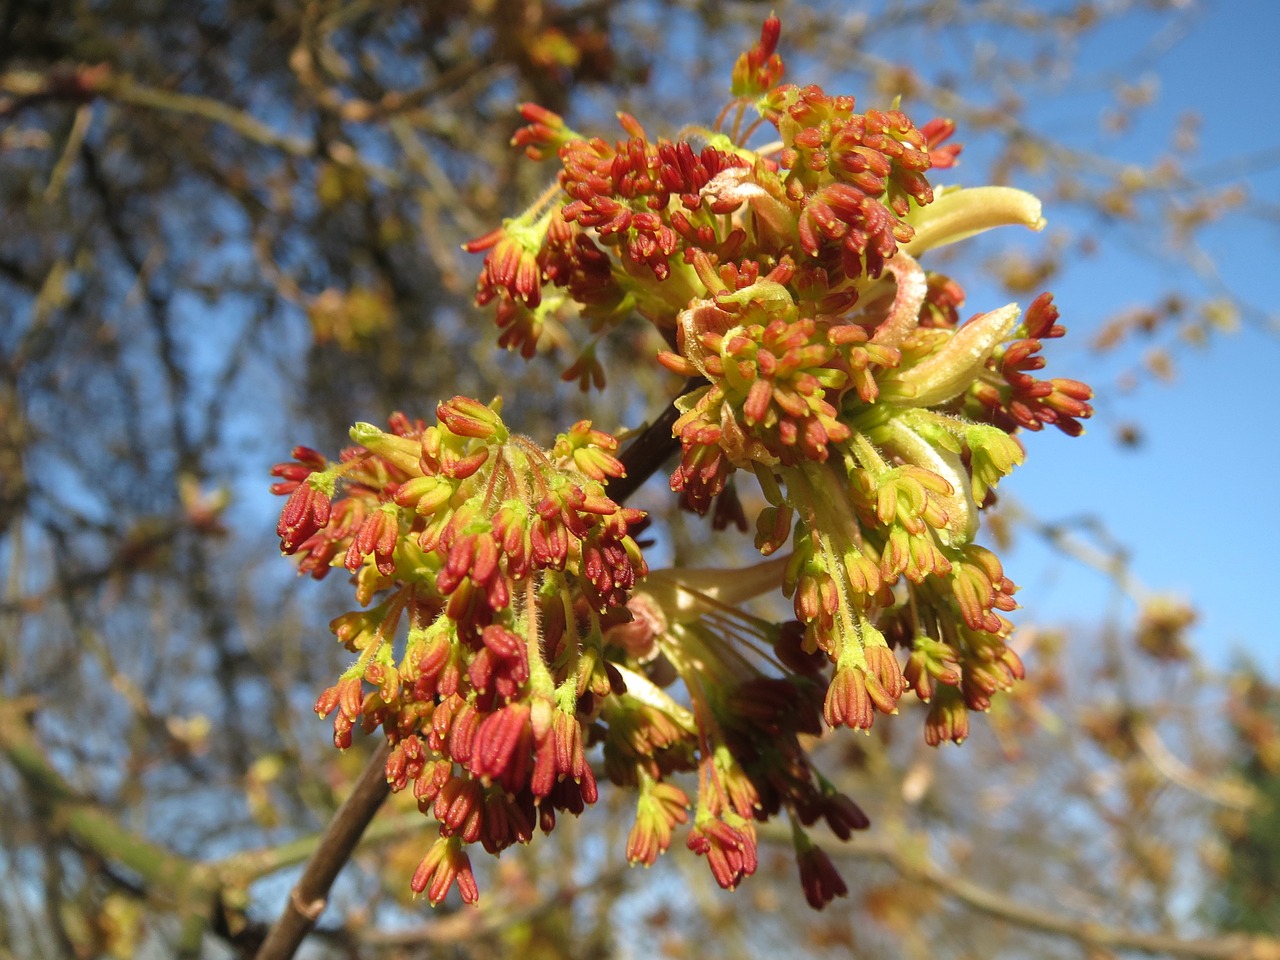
xmin=797 ymin=842 xmax=848 ymax=910
xmin=687 ymin=817 xmax=758 ymax=890
xmin=925 ymin=689 xmax=970 ymax=746
xmin=411 ymin=835 xmax=480 ymax=905
xmin=730 ymin=16 xmax=785 ymax=97
xmin=824 ymin=663 xmax=875 ymax=730
xmin=437 ymin=396 xmax=504 ymax=440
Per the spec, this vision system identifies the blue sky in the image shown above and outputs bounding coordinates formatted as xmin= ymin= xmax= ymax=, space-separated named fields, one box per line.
xmin=956 ymin=0 xmax=1280 ymax=666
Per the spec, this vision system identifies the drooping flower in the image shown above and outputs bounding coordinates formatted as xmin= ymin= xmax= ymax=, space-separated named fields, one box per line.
xmin=793 ymin=824 xmax=849 ymax=910
xmin=411 ymin=835 xmax=480 ymax=906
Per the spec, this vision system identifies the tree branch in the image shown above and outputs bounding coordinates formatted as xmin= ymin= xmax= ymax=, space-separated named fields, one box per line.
xmin=0 ymin=698 xmax=219 ymax=954
xmin=829 ymin=832 xmax=1280 ymax=960
xmin=0 ymin=67 xmax=405 ymax=185
xmin=0 ymin=67 xmax=313 ymax=155
xmin=215 ymin=812 xmax=425 ymax=886
xmin=252 ymin=737 xmax=393 ymax=960
xmin=607 ymin=378 xmax=690 ymax=504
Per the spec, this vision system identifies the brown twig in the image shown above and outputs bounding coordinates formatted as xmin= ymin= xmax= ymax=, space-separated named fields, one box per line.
xmin=607 ymin=378 xmax=692 ymax=504
xmin=753 ymin=817 xmax=1279 ymax=960
xmin=252 ymin=738 xmax=393 ymax=960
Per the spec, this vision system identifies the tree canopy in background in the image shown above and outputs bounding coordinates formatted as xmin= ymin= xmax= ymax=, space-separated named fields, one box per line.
xmin=1 ymin=2 xmax=1276 ymax=959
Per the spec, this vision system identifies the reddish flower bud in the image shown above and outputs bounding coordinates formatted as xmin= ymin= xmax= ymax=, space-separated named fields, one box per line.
xmin=863 ymin=645 xmax=906 ymax=714
xmin=345 ymin=507 xmax=399 ymax=575
xmin=481 ymin=789 xmax=534 ymax=854
xmin=434 ymin=775 xmax=485 ymax=843
xmin=337 ymin=676 xmax=364 ymax=720
xmin=276 ymin=481 xmax=332 ymax=553
xmin=824 ymin=663 xmax=875 ymax=730
xmin=510 ymin=102 xmax=574 ymax=160
xmin=314 ymin=676 xmax=361 ymax=723
xmin=437 ymin=396 xmax=504 ymax=440
xmin=627 ymin=781 xmax=690 ymax=867
xmin=796 ymin=842 xmax=848 ymax=910
xmin=411 ymin=835 xmax=479 ymax=906
xmin=470 ymin=703 xmax=531 ymax=782
xmin=920 ymin=117 xmax=962 ymax=169
xmin=447 ymin=701 xmax=481 ymax=765
xmin=687 ymin=817 xmax=758 ymax=890
xmin=441 ymin=446 xmax=490 ymax=480
xmin=925 ymin=689 xmax=970 ymax=746
xmin=817 ymin=788 xmax=870 ymax=841
xmin=730 ymin=16 xmax=785 ymax=97
xmin=386 ymin=735 xmax=427 ymax=792
xmin=412 ymin=759 xmax=453 ymax=810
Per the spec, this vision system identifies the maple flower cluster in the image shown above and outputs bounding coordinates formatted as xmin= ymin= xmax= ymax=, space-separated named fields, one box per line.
xmin=275 ymin=17 xmax=1093 ymax=910
xmin=274 ymin=401 xmax=647 ymax=903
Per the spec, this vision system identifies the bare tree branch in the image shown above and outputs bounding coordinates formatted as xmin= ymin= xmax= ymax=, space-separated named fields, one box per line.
xmin=0 ymin=697 xmax=219 ymax=954
xmin=252 ymin=737 xmax=393 ymax=960
xmin=829 ymin=833 xmax=1280 ymax=960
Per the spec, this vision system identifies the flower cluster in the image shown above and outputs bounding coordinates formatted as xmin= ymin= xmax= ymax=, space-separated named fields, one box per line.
xmin=278 ymin=17 xmax=1094 ymax=911
xmin=273 ymin=399 xmax=647 ymax=903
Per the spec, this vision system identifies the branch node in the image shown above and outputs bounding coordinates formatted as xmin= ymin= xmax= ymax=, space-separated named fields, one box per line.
xmin=289 ymin=889 xmax=327 ymax=921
